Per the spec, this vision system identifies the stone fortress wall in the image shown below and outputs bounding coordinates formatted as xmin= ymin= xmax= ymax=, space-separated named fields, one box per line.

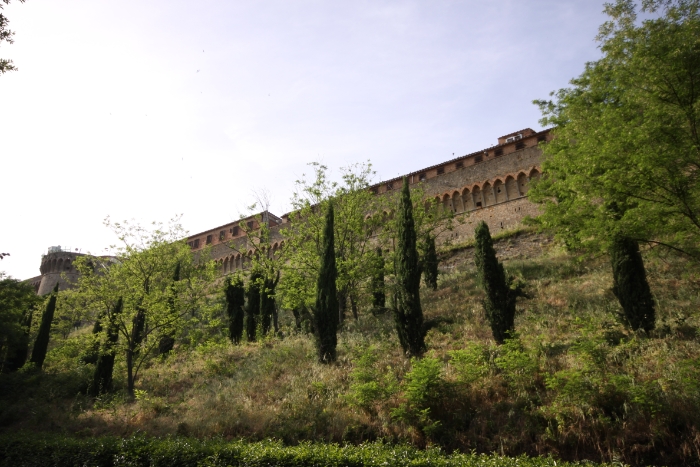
xmin=187 ymin=127 xmax=549 ymax=274
xmin=24 ymin=247 xmax=85 ymax=295
xmin=25 ymin=127 xmax=548 ymax=290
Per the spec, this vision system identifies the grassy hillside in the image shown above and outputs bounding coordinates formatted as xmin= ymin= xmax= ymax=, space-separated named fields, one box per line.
xmin=1 ymin=232 xmax=699 ymax=466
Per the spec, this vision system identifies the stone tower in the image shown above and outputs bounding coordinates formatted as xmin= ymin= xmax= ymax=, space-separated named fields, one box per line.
xmin=36 ymin=246 xmax=84 ymax=296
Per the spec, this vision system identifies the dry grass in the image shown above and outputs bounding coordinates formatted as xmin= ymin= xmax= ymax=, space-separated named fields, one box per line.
xmin=2 ymin=235 xmax=699 ymax=466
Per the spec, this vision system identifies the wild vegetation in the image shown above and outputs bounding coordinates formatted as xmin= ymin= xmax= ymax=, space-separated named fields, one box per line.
xmin=1 ymin=1 xmax=700 ymax=466
xmin=1 ymin=231 xmax=699 ymax=466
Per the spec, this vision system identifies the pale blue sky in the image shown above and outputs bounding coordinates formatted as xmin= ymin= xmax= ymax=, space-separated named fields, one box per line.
xmin=1 ymin=0 xmax=607 ymax=279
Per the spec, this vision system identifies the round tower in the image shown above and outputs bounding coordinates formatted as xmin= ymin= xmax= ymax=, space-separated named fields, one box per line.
xmin=37 ymin=246 xmax=85 ymax=296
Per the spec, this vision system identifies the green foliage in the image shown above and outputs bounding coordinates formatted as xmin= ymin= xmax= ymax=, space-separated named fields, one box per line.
xmin=66 ymin=217 xmax=217 ymax=397
xmin=391 ymin=356 xmax=444 ymax=437
xmin=609 ymin=235 xmax=655 ymax=332
xmin=279 ymin=162 xmax=384 ymax=322
xmin=422 ymin=235 xmax=439 ymax=291
xmin=495 ymin=336 xmax=539 ymax=396
xmin=0 ymin=432 xmax=610 ymax=467
xmin=393 ymin=178 xmax=426 ymax=357
xmin=347 ymin=346 xmax=398 ymax=411
xmin=449 ymin=343 xmax=491 ymax=386
xmin=313 ymin=203 xmax=338 ymax=363
xmin=29 ymin=283 xmax=59 ymax=369
xmin=370 ymin=247 xmax=386 ymax=312
xmin=0 ymin=0 xmax=25 ymax=75
xmin=224 ymin=275 xmax=245 ymax=344
xmin=530 ymin=0 xmax=700 ymax=261
xmin=474 ymin=221 xmax=525 ymax=344
xmin=0 ymin=275 xmax=40 ymax=372
xmin=90 ymin=297 xmax=122 ymax=396
xmin=245 ymin=270 xmax=262 ymax=342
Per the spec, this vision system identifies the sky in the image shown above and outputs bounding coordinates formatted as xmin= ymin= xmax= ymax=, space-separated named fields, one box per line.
xmin=1 ymin=0 xmax=608 ymax=280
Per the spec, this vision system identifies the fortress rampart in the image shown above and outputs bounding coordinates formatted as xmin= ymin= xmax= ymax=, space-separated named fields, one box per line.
xmin=188 ymin=127 xmax=549 ymax=274
xmin=25 ymin=127 xmax=549 ymax=287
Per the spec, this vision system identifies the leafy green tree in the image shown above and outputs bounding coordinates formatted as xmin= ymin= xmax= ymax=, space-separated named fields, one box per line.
xmin=531 ymin=0 xmax=700 ymax=262
xmin=224 ymin=275 xmax=245 ymax=344
xmin=90 ymin=297 xmax=122 ymax=396
xmin=610 ymin=234 xmax=656 ymax=332
xmin=421 ymin=235 xmax=439 ymax=291
xmin=393 ymin=178 xmax=426 ymax=357
xmin=69 ymin=217 xmax=216 ymax=398
xmin=370 ymin=247 xmax=386 ymax=312
xmin=29 ymin=283 xmax=59 ymax=369
xmin=0 ymin=274 xmax=41 ymax=372
xmin=312 ymin=203 xmax=338 ymax=363
xmin=474 ymin=221 xmax=525 ymax=344
xmin=0 ymin=0 xmax=25 ymax=75
xmin=279 ymin=162 xmax=384 ymax=324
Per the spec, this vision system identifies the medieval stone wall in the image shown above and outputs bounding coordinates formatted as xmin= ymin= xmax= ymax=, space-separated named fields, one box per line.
xmin=194 ymin=128 xmax=549 ymax=277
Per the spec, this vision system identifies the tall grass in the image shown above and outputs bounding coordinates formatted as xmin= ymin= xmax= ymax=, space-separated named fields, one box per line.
xmin=1 ymin=235 xmax=699 ymax=466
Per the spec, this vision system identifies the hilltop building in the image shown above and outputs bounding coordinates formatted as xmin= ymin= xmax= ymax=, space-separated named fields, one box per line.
xmin=187 ymin=128 xmax=548 ymax=274
xmin=25 ymin=127 xmax=548 ymax=291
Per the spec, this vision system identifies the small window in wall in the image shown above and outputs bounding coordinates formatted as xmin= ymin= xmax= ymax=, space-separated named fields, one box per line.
xmin=497 ymin=187 xmax=501 ymax=193
xmin=475 ymin=155 xmax=483 ymax=163
xmin=495 ymin=148 xmax=504 ymax=157
xmin=193 ymin=239 xmax=200 ymax=248
xmin=206 ymin=234 xmax=213 ymax=245
xmin=232 ymin=226 xmax=239 ymax=236
xmin=456 ymin=161 xmax=464 ymax=169
xmin=188 ymin=241 xmax=194 ymax=248
xmin=419 ymin=173 xmax=427 ymax=181
xmin=247 ymin=221 xmax=254 ymax=230
xmin=537 ymin=135 xmax=547 ymax=143
xmin=476 ymin=201 xmax=482 ymax=207
xmin=370 ymin=186 xmax=378 ymax=194
xmin=437 ymin=166 xmax=445 ymax=175
xmin=515 ymin=141 xmax=525 ymax=150
xmin=386 ymin=182 xmax=394 ymax=191
xmin=219 ymin=230 xmax=225 ymax=241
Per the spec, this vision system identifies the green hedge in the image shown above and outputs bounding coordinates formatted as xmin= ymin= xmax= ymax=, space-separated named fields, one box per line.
xmin=0 ymin=433 xmax=612 ymax=467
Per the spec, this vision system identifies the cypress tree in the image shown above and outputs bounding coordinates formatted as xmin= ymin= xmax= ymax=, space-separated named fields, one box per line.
xmin=90 ymin=297 xmax=122 ymax=396
xmin=610 ymin=235 xmax=655 ymax=332
xmin=371 ymin=247 xmax=386 ymax=312
xmin=245 ymin=271 xmax=262 ymax=342
xmin=313 ymin=203 xmax=338 ymax=364
xmin=225 ymin=276 xmax=245 ymax=344
xmin=158 ymin=262 xmax=181 ymax=355
xmin=6 ymin=306 xmax=34 ymax=372
xmin=422 ymin=234 xmax=439 ymax=291
xmin=29 ymin=282 xmax=59 ymax=369
xmin=394 ymin=177 xmax=426 ymax=357
xmin=260 ymin=276 xmax=277 ymax=336
xmin=474 ymin=221 xmax=522 ymax=344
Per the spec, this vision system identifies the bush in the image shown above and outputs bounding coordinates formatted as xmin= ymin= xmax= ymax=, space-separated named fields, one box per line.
xmin=0 ymin=432 xmax=605 ymax=467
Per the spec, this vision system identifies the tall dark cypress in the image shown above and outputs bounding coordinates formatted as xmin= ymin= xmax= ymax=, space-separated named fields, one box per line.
xmin=394 ymin=178 xmax=426 ymax=357
xmin=260 ymin=276 xmax=277 ymax=336
xmin=474 ymin=221 xmax=520 ymax=344
xmin=610 ymin=235 xmax=655 ymax=332
xmin=371 ymin=247 xmax=386 ymax=312
xmin=422 ymin=234 xmax=439 ymax=291
xmin=6 ymin=306 xmax=34 ymax=372
xmin=159 ymin=262 xmax=181 ymax=355
xmin=90 ymin=297 xmax=122 ymax=396
xmin=245 ymin=271 xmax=262 ymax=342
xmin=225 ymin=276 xmax=245 ymax=344
xmin=29 ymin=283 xmax=59 ymax=369
xmin=313 ymin=203 xmax=339 ymax=363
